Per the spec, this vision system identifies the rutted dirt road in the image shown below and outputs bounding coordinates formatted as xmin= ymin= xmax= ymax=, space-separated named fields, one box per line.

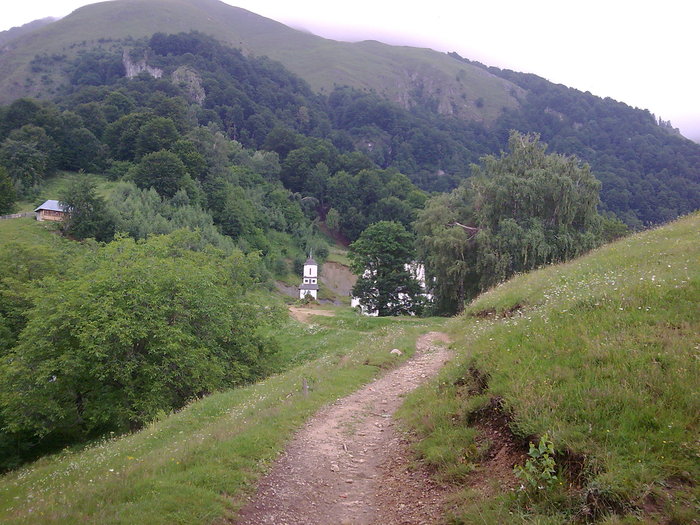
xmin=236 ymin=332 xmax=453 ymax=525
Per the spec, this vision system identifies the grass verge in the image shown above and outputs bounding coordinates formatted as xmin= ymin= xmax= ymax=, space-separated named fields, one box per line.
xmin=398 ymin=212 xmax=699 ymax=523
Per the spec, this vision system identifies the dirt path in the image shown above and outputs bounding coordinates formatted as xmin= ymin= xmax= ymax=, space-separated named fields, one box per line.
xmin=236 ymin=332 xmax=453 ymax=525
xmin=288 ymin=306 xmax=336 ymax=324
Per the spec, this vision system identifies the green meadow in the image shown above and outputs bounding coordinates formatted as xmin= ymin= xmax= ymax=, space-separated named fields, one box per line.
xmin=399 ymin=212 xmax=699 ymax=523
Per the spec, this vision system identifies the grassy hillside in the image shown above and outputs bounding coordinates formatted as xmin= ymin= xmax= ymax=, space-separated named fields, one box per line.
xmin=399 ymin=212 xmax=699 ymax=523
xmin=13 ymin=172 xmax=114 ymax=214
xmin=0 ymin=308 xmax=444 ymax=524
xmin=0 ymin=215 xmax=65 ymax=246
xmin=0 ymin=18 xmax=56 ymax=47
xmin=0 ymin=0 xmax=520 ymax=123
xmin=0 ymin=209 xmax=696 ymax=524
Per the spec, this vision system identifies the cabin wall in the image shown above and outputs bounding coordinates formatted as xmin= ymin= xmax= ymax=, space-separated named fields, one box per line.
xmin=37 ymin=210 xmax=66 ymax=222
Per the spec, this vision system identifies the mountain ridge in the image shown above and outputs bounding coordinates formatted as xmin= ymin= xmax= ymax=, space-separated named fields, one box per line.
xmin=0 ymin=0 xmax=521 ymax=124
xmin=0 ymin=17 xmax=57 ymax=48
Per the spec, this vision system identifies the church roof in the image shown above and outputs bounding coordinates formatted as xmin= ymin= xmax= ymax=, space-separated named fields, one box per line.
xmin=304 ymin=257 xmax=317 ymax=266
xmin=299 ymin=283 xmax=319 ymax=290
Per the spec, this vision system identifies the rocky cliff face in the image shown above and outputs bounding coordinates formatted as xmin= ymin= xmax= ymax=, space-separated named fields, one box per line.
xmin=390 ymin=64 xmax=524 ymax=124
xmin=171 ymin=66 xmax=205 ymax=105
xmin=122 ymin=49 xmax=163 ymax=79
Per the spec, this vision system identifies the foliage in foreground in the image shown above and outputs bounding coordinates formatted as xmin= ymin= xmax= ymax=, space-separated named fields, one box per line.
xmin=0 ymin=230 xmax=278 ymax=468
xmin=400 ymin=212 xmax=699 ymax=523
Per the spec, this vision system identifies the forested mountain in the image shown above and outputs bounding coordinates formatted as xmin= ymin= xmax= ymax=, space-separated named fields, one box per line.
xmin=452 ymin=55 xmax=700 ymax=226
xmin=0 ymin=0 xmax=698 ymax=228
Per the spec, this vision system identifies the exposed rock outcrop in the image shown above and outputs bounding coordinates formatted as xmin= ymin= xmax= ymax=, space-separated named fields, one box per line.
xmin=122 ymin=49 xmax=163 ymax=79
xmin=171 ymin=66 xmax=205 ymax=105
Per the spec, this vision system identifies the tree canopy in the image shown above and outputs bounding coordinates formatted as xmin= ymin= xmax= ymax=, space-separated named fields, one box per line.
xmin=471 ymin=131 xmax=604 ymax=289
xmin=349 ymin=221 xmax=424 ymax=316
xmin=416 ymin=132 xmax=624 ymax=314
xmin=0 ymin=166 xmax=15 ymax=214
xmin=58 ymin=175 xmax=115 ymax=242
xmin=0 ymin=231 xmax=276 ymax=459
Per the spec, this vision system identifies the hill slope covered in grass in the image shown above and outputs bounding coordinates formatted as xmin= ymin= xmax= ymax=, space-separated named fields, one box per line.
xmin=0 ymin=304 xmax=444 ymax=524
xmin=400 ymin=212 xmax=699 ymax=523
xmin=0 ymin=18 xmax=56 ymax=48
xmin=1 ymin=212 xmax=696 ymax=523
xmin=0 ymin=0 xmax=519 ymax=124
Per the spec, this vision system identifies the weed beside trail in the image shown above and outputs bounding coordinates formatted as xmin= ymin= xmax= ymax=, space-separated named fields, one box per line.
xmin=399 ymin=212 xmax=699 ymax=523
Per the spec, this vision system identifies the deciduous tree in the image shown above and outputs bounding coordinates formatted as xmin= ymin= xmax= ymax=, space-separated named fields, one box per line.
xmin=416 ymin=131 xmax=617 ymax=314
xmin=0 ymin=167 xmax=15 ymax=215
xmin=58 ymin=175 xmax=115 ymax=242
xmin=349 ymin=221 xmax=423 ymax=316
xmin=0 ymin=232 xmax=274 ymax=444
xmin=471 ymin=131 xmax=603 ymax=289
xmin=133 ymin=149 xmax=189 ymax=198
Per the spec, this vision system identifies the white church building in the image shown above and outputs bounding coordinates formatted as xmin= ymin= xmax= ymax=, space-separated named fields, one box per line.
xmin=298 ymin=256 xmax=319 ymax=300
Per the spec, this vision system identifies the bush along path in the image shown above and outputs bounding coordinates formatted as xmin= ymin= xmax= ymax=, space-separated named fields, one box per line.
xmin=235 ymin=332 xmax=453 ymax=525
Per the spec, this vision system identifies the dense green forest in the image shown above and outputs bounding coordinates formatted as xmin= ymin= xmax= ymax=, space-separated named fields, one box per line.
xmin=2 ymin=31 xmax=698 ymax=230
xmin=1 ymin=32 xmax=430 ymax=244
xmin=449 ymin=52 xmax=700 ymax=227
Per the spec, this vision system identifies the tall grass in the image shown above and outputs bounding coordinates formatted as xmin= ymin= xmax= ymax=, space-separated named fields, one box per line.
xmin=399 ymin=212 xmax=699 ymax=523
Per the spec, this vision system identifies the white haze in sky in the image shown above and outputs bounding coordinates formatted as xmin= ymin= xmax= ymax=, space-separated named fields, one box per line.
xmin=2 ymin=0 xmax=699 ymax=141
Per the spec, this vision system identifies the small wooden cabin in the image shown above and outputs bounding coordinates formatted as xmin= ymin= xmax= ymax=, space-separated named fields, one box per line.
xmin=34 ymin=200 xmax=68 ymax=222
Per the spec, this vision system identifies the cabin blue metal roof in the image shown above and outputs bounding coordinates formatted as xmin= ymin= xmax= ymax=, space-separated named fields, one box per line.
xmin=34 ymin=200 xmax=68 ymax=212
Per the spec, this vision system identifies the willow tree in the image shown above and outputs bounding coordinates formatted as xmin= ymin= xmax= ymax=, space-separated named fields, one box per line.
xmin=471 ymin=131 xmax=604 ymax=289
xmin=414 ymin=190 xmax=479 ymax=315
xmin=416 ymin=131 xmax=612 ymax=314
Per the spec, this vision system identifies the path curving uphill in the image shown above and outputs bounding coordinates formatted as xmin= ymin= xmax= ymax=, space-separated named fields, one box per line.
xmin=235 ymin=332 xmax=453 ymax=525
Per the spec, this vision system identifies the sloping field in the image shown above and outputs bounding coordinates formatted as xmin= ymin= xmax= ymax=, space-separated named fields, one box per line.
xmin=400 ymin=212 xmax=699 ymax=523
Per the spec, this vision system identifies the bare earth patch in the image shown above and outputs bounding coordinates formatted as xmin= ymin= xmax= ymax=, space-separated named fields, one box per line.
xmin=235 ymin=332 xmax=452 ymax=525
xmin=320 ymin=261 xmax=357 ymax=296
xmin=288 ymin=306 xmax=337 ymax=324
xmin=469 ymin=416 xmax=526 ymax=498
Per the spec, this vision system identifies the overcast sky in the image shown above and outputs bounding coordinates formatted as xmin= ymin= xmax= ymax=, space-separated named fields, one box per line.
xmin=2 ymin=0 xmax=699 ymax=141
